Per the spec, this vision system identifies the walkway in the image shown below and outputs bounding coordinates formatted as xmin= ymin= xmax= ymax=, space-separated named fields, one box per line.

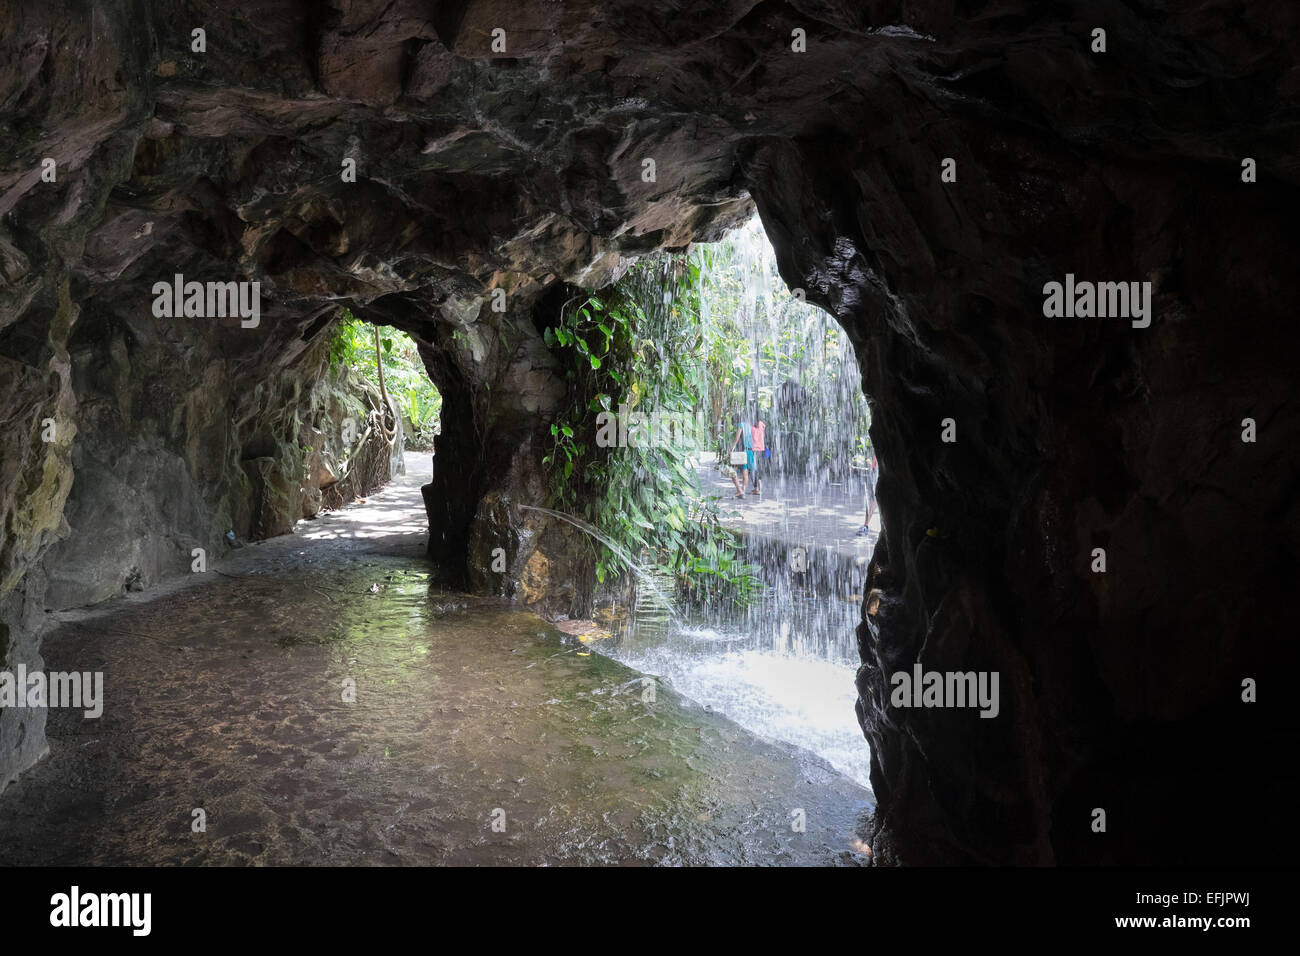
xmin=695 ymin=455 xmax=882 ymax=566
xmin=0 ymin=454 xmax=872 ymax=865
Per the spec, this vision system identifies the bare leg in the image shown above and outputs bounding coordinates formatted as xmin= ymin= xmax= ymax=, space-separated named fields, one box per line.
xmin=858 ymin=489 xmax=875 ymax=535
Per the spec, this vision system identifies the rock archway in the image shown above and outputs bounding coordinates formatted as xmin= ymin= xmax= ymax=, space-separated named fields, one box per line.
xmin=2 ymin=1 xmax=1295 ymax=864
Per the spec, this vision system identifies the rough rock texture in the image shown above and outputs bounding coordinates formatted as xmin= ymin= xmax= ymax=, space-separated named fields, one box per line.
xmin=2 ymin=1 xmax=1297 ymax=862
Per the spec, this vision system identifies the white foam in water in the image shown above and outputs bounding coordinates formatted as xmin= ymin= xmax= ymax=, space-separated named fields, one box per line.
xmin=677 ymin=626 xmax=740 ymax=643
xmin=609 ymin=642 xmax=874 ymax=791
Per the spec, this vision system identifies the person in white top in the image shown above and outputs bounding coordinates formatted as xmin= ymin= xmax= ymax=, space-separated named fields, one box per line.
xmin=727 ymin=414 xmax=752 ymax=498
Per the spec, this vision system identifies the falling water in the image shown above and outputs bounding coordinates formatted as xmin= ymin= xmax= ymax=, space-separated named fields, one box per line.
xmin=596 ymin=520 xmax=875 ymax=789
xmin=567 ymin=216 xmax=879 ymax=790
xmin=514 ymin=503 xmax=681 ymax=622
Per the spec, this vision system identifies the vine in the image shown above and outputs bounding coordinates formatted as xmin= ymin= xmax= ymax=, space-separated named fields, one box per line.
xmin=541 ymin=255 xmax=759 ymax=606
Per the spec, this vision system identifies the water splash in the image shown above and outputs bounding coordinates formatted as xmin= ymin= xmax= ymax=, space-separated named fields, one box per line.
xmin=514 ymin=503 xmax=682 ymax=624
xmin=521 ymin=216 xmax=879 ymax=794
xmin=586 ymin=216 xmax=878 ymax=788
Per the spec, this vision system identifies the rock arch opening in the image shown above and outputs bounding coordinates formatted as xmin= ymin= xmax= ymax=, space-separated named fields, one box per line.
xmin=0 ymin=2 xmax=1294 ymax=869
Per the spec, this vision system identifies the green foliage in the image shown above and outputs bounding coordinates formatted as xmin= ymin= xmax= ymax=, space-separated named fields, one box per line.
xmin=329 ymin=310 xmax=442 ymax=448
xmin=542 ymin=258 xmax=759 ymax=607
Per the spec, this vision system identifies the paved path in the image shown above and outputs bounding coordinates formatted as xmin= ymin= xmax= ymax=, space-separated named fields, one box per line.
xmin=0 ymin=449 xmax=872 ymax=866
xmin=694 ymin=455 xmax=882 ymax=564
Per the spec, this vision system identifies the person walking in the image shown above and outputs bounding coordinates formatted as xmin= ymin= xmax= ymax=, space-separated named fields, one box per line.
xmin=749 ymin=411 xmax=766 ymax=495
xmin=856 ymin=449 xmax=878 ymax=535
xmin=729 ymin=413 xmax=753 ymax=498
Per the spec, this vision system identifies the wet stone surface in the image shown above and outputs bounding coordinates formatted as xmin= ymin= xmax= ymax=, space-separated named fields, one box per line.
xmin=0 ymin=467 xmax=873 ymax=866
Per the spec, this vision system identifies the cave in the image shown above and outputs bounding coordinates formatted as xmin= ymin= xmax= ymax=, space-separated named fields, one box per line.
xmin=1 ymin=0 xmax=1296 ymax=873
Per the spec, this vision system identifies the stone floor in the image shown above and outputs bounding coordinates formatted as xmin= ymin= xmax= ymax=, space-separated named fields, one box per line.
xmin=0 ymin=454 xmax=873 ymax=866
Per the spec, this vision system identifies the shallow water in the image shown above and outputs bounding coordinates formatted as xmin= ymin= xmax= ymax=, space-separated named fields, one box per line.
xmin=596 ymin=588 xmax=874 ymax=790
xmin=0 ymin=462 xmax=873 ymax=866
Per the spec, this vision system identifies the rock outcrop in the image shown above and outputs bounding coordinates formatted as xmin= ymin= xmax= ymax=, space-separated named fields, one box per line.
xmin=2 ymin=1 xmax=1296 ymax=862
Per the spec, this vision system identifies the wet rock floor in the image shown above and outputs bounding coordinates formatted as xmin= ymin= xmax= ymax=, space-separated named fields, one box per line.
xmin=0 ymin=460 xmax=874 ymax=865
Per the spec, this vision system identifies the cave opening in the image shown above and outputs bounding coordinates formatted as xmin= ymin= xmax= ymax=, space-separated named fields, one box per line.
xmin=153 ymin=208 xmax=893 ymax=805
xmin=533 ymin=213 xmax=883 ymax=790
xmin=288 ymin=313 xmax=445 ymax=544
xmin=1 ymin=2 xmax=1293 ymax=875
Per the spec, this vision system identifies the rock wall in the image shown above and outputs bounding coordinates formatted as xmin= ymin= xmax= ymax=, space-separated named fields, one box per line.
xmin=741 ymin=10 xmax=1300 ymax=864
xmin=2 ymin=1 xmax=1297 ymax=861
xmin=0 ymin=298 xmax=399 ymax=791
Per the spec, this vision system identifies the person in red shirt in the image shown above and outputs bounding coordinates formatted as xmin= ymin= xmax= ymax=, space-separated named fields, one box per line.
xmin=749 ymin=413 xmax=766 ymax=495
